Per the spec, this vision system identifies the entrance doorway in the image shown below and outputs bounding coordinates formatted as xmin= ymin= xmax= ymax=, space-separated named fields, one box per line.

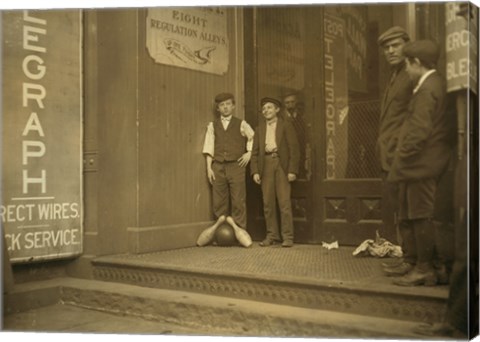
xmin=245 ymin=5 xmax=401 ymax=245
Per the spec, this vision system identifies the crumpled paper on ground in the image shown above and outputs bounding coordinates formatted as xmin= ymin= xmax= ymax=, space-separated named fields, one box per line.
xmin=321 ymin=241 xmax=339 ymax=250
xmin=352 ymin=231 xmax=403 ymax=258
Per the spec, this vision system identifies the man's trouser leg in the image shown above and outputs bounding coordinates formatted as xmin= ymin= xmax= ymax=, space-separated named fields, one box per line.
xmin=399 ymin=219 xmax=417 ymax=264
xmin=413 ymin=218 xmax=435 ymax=266
xmin=274 ymin=164 xmax=293 ymax=242
xmin=382 ymin=171 xmax=399 ymax=243
xmin=212 ymin=162 xmax=229 ymax=219
xmin=227 ymin=163 xmax=247 ymax=229
xmin=408 ymin=179 xmax=438 ymax=268
xmin=398 ymin=182 xmax=417 ymax=265
xmin=261 ymin=156 xmax=280 ymax=241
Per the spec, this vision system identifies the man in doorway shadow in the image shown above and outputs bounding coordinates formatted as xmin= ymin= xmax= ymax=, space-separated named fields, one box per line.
xmin=376 ymin=26 xmax=415 ymax=276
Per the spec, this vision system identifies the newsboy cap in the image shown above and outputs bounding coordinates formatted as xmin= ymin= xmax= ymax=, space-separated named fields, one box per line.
xmin=214 ymin=92 xmax=234 ymax=103
xmin=402 ymin=40 xmax=440 ymax=67
xmin=261 ymin=97 xmax=282 ymax=108
xmin=377 ymin=26 xmax=409 ymax=46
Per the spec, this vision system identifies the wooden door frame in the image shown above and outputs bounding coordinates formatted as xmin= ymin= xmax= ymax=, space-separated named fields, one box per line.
xmin=244 ymin=6 xmax=324 ymax=243
xmin=244 ymin=7 xmax=263 ymax=241
xmin=244 ymin=4 xmax=411 ymax=246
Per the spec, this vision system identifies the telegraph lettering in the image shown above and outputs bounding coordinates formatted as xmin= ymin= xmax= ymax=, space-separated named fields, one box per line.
xmin=37 ymin=202 xmax=80 ymax=220
xmin=5 ymin=234 xmax=22 ymax=251
xmin=324 ymin=31 xmax=336 ymax=180
xmin=0 ymin=204 xmax=35 ymax=222
xmin=1 ymin=202 xmax=80 ymax=223
xmin=324 ymin=18 xmax=344 ymax=37
xmin=24 ymin=229 xmax=81 ymax=249
xmin=5 ymin=229 xmax=81 ymax=252
xmin=22 ymin=10 xmax=48 ymax=194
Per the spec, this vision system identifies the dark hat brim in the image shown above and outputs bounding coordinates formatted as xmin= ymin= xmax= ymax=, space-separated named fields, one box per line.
xmin=261 ymin=97 xmax=282 ymax=107
xmin=378 ymin=26 xmax=409 ymax=46
xmin=402 ymin=40 xmax=440 ymax=66
xmin=215 ymin=92 xmax=235 ymax=103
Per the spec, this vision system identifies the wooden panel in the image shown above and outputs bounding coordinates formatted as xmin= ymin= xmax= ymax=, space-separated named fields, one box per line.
xmin=315 ymin=4 xmax=399 ymax=246
xmin=322 ymin=179 xmax=382 ymax=196
xmin=245 ymin=7 xmax=323 ymax=243
xmin=321 ymin=221 xmax=382 ymax=246
xmin=83 ymin=11 xmax=99 ymax=242
xmin=94 ymin=9 xmax=139 ymax=255
xmin=137 ymin=8 xmax=244 ymax=227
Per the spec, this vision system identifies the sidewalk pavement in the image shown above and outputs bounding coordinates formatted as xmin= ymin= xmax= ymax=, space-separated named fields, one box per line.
xmin=3 ymin=303 xmax=201 ymax=335
xmin=1 ymin=245 xmax=451 ymax=339
xmin=2 ymin=276 xmax=443 ymax=339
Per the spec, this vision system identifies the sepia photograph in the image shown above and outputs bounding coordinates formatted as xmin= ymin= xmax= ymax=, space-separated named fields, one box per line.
xmin=1 ymin=0 xmax=479 ymax=340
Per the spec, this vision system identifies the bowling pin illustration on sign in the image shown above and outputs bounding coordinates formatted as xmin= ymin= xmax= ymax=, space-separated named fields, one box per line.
xmin=197 ymin=215 xmax=225 ymax=246
xmin=226 ymin=216 xmax=252 ymax=248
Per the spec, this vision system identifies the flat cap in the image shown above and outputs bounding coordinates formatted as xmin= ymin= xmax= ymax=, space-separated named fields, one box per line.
xmin=402 ymin=40 xmax=440 ymax=66
xmin=377 ymin=26 xmax=409 ymax=46
xmin=261 ymin=97 xmax=282 ymax=108
xmin=214 ymin=92 xmax=234 ymax=103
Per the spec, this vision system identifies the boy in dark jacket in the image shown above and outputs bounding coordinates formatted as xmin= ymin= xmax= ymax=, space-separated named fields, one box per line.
xmin=251 ymin=97 xmax=300 ymax=247
xmin=388 ymin=40 xmax=453 ymax=286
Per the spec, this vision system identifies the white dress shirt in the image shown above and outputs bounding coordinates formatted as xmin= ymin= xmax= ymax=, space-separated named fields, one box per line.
xmin=265 ymin=118 xmax=278 ymax=153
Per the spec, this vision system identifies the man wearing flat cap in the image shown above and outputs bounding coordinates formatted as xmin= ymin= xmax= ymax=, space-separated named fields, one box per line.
xmin=376 ymin=26 xmax=416 ymax=277
xmin=388 ymin=40 xmax=452 ymax=287
xmin=202 ymin=92 xmax=254 ymax=245
xmin=250 ymin=97 xmax=300 ymax=247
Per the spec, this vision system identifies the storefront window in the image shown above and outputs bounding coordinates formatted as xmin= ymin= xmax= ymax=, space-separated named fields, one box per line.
xmin=256 ymin=7 xmax=311 ymax=180
xmin=324 ymin=5 xmax=393 ymax=180
xmin=254 ymin=5 xmax=396 ymax=181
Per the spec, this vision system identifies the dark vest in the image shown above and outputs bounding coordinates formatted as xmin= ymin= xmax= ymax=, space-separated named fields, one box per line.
xmin=213 ymin=116 xmax=245 ymax=162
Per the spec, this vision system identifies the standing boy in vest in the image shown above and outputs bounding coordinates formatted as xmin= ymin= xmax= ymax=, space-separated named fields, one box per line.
xmin=202 ymin=93 xmax=254 ymax=244
xmin=251 ymin=97 xmax=300 ymax=247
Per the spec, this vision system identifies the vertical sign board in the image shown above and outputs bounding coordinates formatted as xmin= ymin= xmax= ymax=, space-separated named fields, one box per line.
xmin=146 ymin=7 xmax=229 ymax=75
xmin=340 ymin=6 xmax=368 ymax=93
xmin=324 ymin=14 xmax=349 ymax=180
xmin=257 ymin=7 xmax=305 ymax=92
xmin=2 ymin=10 xmax=83 ymax=263
xmin=445 ymin=3 xmax=478 ymax=94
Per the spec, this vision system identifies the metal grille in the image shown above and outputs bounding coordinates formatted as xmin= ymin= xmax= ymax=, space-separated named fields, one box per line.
xmin=345 ymin=100 xmax=380 ymax=179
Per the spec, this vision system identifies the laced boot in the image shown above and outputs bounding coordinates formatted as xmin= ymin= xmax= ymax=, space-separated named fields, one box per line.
xmin=393 ymin=262 xmax=438 ymax=286
xmin=383 ymin=262 xmax=413 ymax=276
xmin=381 ymin=258 xmax=404 ymax=268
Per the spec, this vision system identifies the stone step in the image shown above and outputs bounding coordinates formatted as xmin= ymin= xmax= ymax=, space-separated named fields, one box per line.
xmin=91 ymin=246 xmax=448 ymax=324
xmin=4 ymin=277 xmax=435 ymax=339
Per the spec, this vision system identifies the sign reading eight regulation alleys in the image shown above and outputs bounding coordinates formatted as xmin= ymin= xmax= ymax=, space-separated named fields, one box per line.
xmin=146 ymin=7 xmax=229 ymax=75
